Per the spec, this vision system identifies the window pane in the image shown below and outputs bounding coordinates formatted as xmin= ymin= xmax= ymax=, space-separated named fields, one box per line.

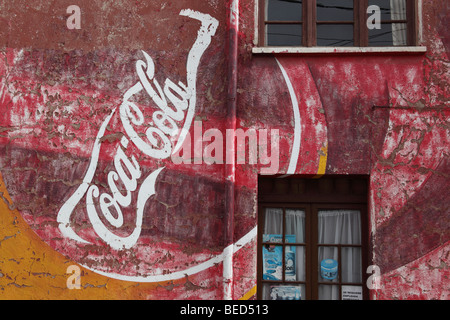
xmin=317 ymin=24 xmax=353 ymax=46
xmin=266 ymin=0 xmax=302 ymax=21
xmin=342 ymin=247 xmax=362 ymax=283
xmin=262 ymin=284 xmax=304 ymax=300
xmin=317 ymin=0 xmax=354 ymax=21
xmin=318 ymin=210 xmax=361 ymax=245
xmin=264 ymin=208 xmax=282 ymax=236
xmin=368 ymin=0 xmax=407 ymax=46
xmin=266 ymin=24 xmax=302 ymax=46
xmin=369 ymin=0 xmax=406 ymax=20
xmin=286 ymin=245 xmax=306 ymax=282
xmin=319 ymin=284 xmax=339 ymax=300
xmin=285 ymin=209 xmax=305 ymax=243
xmin=262 ymin=244 xmax=283 ymax=280
xmin=369 ymin=23 xmax=407 ymax=46
xmin=318 ymin=246 xmax=339 ymax=282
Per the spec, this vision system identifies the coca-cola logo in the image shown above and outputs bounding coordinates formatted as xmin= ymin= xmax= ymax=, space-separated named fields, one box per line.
xmin=45 ymin=9 xmax=259 ymax=283
xmin=57 ymin=10 xmax=219 ymax=252
xmin=0 ymin=8 xmax=266 ymax=286
xmin=43 ymin=9 xmax=261 ymax=284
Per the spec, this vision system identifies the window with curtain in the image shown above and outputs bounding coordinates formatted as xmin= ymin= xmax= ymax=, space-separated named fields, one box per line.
xmin=257 ymin=176 xmax=369 ymax=300
xmin=317 ymin=209 xmax=362 ymax=299
xmin=368 ymin=0 xmax=408 ymax=46
xmin=261 ymin=208 xmax=307 ymax=299
xmin=259 ymin=0 xmax=417 ymax=47
xmin=258 ymin=205 xmax=366 ymax=300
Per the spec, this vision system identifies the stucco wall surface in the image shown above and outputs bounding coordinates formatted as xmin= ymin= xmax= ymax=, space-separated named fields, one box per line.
xmin=0 ymin=0 xmax=448 ymax=300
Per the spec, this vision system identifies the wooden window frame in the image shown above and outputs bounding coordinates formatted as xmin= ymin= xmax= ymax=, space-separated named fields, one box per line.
xmin=257 ymin=177 xmax=370 ymax=300
xmin=258 ymin=0 xmax=418 ymax=47
xmin=258 ymin=204 xmax=312 ymax=297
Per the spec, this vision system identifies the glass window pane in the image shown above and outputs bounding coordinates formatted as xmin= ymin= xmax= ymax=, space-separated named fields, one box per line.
xmin=262 ymin=284 xmax=304 ymax=300
xmin=317 ymin=0 xmax=354 ymax=21
xmin=318 ymin=246 xmax=339 ymax=282
xmin=342 ymin=247 xmax=362 ymax=283
xmin=369 ymin=0 xmax=406 ymax=20
xmin=369 ymin=23 xmax=407 ymax=46
xmin=317 ymin=24 xmax=353 ymax=46
xmin=266 ymin=0 xmax=302 ymax=21
xmin=319 ymin=284 xmax=339 ymax=300
xmin=285 ymin=245 xmax=306 ymax=282
xmin=264 ymin=208 xmax=282 ymax=237
xmin=391 ymin=23 xmax=408 ymax=45
xmin=285 ymin=209 xmax=305 ymax=243
xmin=267 ymin=24 xmax=302 ymax=46
xmin=318 ymin=210 xmax=361 ymax=245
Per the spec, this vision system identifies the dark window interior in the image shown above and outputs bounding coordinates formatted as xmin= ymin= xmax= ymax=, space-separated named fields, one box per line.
xmin=260 ymin=0 xmax=416 ymax=47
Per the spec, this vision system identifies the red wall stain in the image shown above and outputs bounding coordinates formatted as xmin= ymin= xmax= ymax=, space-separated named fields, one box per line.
xmin=0 ymin=0 xmax=449 ymax=300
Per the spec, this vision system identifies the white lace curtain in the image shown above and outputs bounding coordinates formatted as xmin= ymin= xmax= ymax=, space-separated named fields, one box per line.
xmin=391 ymin=0 xmax=407 ymax=45
xmin=318 ymin=210 xmax=361 ymax=300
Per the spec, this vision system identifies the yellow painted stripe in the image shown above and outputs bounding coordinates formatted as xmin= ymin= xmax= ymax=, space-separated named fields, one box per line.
xmin=239 ymin=285 xmax=257 ymax=300
xmin=313 ymin=143 xmax=328 ymax=178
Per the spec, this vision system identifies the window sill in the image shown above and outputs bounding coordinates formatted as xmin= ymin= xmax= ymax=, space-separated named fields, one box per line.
xmin=252 ymin=46 xmax=427 ymax=55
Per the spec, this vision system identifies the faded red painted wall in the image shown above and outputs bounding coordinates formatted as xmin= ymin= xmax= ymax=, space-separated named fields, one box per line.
xmin=0 ymin=0 xmax=449 ymax=300
xmin=237 ymin=0 xmax=449 ymax=300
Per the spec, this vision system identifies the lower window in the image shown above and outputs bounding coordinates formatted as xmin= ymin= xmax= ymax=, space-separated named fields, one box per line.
xmin=257 ymin=177 xmax=369 ymax=300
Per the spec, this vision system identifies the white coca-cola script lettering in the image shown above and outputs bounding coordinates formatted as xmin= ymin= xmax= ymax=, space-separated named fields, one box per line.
xmin=57 ymin=10 xmax=219 ymax=251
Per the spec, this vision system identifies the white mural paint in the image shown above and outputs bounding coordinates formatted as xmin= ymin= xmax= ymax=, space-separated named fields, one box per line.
xmin=57 ymin=10 xmax=219 ymax=250
xmin=81 ymin=226 xmax=257 ymax=283
xmin=55 ymin=9 xmax=261 ymax=285
xmin=275 ymin=58 xmax=301 ymax=176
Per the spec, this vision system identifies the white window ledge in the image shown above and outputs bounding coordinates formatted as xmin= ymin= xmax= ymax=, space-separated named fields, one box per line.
xmin=252 ymin=46 xmax=427 ymax=54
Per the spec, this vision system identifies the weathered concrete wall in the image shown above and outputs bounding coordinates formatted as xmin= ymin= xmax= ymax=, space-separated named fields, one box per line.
xmin=237 ymin=0 xmax=449 ymax=300
xmin=0 ymin=0 xmax=235 ymax=300
xmin=0 ymin=0 xmax=449 ymax=300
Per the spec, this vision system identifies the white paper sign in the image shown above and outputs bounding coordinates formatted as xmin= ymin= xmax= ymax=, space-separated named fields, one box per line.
xmin=341 ymin=285 xmax=363 ymax=300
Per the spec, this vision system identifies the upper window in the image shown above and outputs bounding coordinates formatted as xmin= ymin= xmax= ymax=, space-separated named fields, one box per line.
xmin=258 ymin=0 xmax=418 ymax=47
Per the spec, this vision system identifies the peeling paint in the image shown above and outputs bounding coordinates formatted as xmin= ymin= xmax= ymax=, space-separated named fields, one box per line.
xmin=0 ymin=0 xmax=449 ymax=300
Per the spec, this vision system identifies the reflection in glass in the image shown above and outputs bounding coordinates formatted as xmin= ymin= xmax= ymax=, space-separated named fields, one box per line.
xmin=369 ymin=23 xmax=407 ymax=46
xmin=317 ymin=24 xmax=353 ymax=46
xmin=267 ymin=24 xmax=302 ymax=46
xmin=368 ymin=0 xmax=407 ymax=45
xmin=317 ymin=0 xmax=354 ymax=21
xmin=266 ymin=0 xmax=303 ymax=21
xmin=369 ymin=0 xmax=406 ymax=20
